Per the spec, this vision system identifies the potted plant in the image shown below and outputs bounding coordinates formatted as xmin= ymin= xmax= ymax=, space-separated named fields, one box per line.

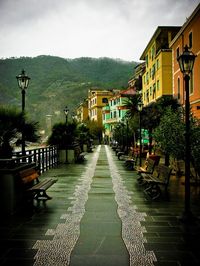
xmin=47 ymin=121 xmax=77 ymax=163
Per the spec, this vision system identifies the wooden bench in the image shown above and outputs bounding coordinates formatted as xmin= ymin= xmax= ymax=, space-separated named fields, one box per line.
xmin=19 ymin=167 xmax=57 ymax=200
xmin=73 ymin=144 xmax=86 ymax=163
xmin=124 ymin=151 xmax=139 ymax=170
xmin=115 ymin=145 xmax=123 ymax=156
xmin=142 ymin=164 xmax=172 ymax=200
xmin=137 ymin=158 xmax=157 ymax=181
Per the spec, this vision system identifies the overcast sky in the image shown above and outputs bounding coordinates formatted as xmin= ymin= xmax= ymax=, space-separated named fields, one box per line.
xmin=0 ymin=0 xmax=199 ymax=61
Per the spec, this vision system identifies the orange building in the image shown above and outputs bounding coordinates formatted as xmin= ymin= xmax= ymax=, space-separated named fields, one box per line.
xmin=170 ymin=3 xmax=200 ymax=118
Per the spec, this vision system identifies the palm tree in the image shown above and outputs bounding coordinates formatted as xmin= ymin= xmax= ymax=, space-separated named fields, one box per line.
xmin=123 ymin=94 xmax=142 ymax=148
xmin=123 ymin=94 xmax=140 ymax=119
xmin=0 ymin=106 xmax=40 ymax=158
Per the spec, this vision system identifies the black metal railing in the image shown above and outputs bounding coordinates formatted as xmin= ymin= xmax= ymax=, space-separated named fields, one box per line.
xmin=12 ymin=145 xmax=58 ymax=173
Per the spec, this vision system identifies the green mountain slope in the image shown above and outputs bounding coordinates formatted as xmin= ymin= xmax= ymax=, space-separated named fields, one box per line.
xmin=0 ymin=55 xmax=138 ymax=130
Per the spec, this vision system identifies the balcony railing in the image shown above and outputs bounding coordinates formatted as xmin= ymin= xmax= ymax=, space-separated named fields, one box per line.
xmin=104 ymin=117 xmax=118 ymax=123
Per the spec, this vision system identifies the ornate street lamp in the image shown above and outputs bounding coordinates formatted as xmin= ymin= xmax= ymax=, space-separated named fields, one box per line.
xmin=64 ymin=106 xmax=69 ymax=124
xmin=177 ymin=45 xmax=196 ymax=222
xmin=138 ymin=101 xmax=143 ymax=167
xmin=72 ymin=112 xmax=76 ymax=121
xmin=125 ymin=118 xmax=129 ymax=154
xmin=16 ymin=69 xmax=30 ymax=156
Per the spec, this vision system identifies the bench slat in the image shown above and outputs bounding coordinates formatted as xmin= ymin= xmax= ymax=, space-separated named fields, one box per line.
xmin=28 ymin=178 xmax=57 ymax=191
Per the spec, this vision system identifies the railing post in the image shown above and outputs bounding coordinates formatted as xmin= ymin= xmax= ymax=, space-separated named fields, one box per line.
xmin=49 ymin=146 xmax=52 ymax=168
xmin=38 ymin=148 xmax=41 ymax=173
xmin=42 ymin=148 xmax=45 ymax=173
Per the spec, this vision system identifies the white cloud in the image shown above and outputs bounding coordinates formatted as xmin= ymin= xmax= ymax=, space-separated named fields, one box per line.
xmin=0 ymin=0 xmax=199 ymax=61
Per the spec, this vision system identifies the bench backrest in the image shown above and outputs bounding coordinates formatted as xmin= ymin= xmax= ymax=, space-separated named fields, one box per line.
xmin=149 ymin=155 xmax=161 ymax=166
xmin=19 ymin=168 xmax=39 ymax=184
xmin=74 ymin=145 xmax=82 ymax=155
xmin=146 ymin=158 xmax=156 ymax=173
xmin=157 ymin=165 xmax=172 ymax=185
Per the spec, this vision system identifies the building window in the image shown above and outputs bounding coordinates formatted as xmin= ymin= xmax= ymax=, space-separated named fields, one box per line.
xmin=153 ymin=83 xmax=156 ymax=99
xmin=146 ymin=55 xmax=148 ymax=67
xmin=150 ymin=86 xmax=152 ymax=96
xmin=176 ymin=47 xmax=179 ymax=59
xmin=152 ymin=45 xmax=155 ymax=60
xmin=146 ymin=72 xmax=149 ymax=84
xmin=102 ymin=98 xmax=108 ymax=103
xmin=119 ymin=109 xmax=121 ymax=118
xmin=146 ymin=90 xmax=149 ymax=103
xmin=157 ymin=80 xmax=160 ymax=91
xmin=177 ymin=78 xmax=180 ymax=99
xmin=156 ymin=59 xmax=159 ymax=70
xmin=189 ymin=32 xmax=193 ymax=48
xmin=152 ymin=64 xmax=155 ymax=79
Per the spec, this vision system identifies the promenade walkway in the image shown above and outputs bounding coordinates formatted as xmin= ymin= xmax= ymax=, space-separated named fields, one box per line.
xmin=1 ymin=145 xmax=200 ymax=266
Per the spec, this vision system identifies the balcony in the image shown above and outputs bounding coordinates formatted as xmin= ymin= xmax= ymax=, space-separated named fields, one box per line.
xmin=104 ymin=117 xmax=118 ymax=124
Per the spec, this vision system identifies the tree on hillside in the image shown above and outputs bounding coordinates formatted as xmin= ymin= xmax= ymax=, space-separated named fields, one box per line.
xmin=0 ymin=56 xmax=135 ymax=128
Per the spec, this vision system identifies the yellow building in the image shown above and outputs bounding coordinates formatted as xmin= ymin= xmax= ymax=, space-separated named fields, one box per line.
xmin=88 ymin=89 xmax=115 ymax=126
xmin=76 ymin=99 xmax=88 ymax=123
xmin=140 ymin=26 xmax=181 ymax=106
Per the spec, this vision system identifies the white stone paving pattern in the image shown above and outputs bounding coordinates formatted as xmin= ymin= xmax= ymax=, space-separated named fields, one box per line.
xmin=32 ymin=146 xmax=101 ymax=266
xmin=105 ymin=145 xmax=157 ymax=266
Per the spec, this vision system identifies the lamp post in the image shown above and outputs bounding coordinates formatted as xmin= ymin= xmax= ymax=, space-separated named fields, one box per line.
xmin=72 ymin=112 xmax=76 ymax=121
xmin=138 ymin=101 xmax=143 ymax=167
xmin=64 ymin=106 xmax=69 ymax=163
xmin=121 ymin=120 xmax=125 ymax=149
xmin=126 ymin=118 xmax=129 ymax=154
xmin=64 ymin=106 xmax=69 ymax=124
xmin=16 ymin=69 xmax=30 ymax=156
xmin=177 ymin=45 xmax=196 ymax=222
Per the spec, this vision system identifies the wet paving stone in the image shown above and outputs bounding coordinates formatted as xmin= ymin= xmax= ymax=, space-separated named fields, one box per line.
xmin=1 ymin=145 xmax=200 ymax=265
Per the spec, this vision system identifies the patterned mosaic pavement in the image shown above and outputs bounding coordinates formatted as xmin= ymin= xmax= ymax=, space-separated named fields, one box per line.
xmin=1 ymin=145 xmax=200 ymax=265
xmin=32 ymin=145 xmax=157 ymax=265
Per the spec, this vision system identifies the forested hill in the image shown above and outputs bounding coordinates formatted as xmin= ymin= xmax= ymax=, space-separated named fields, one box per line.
xmin=0 ymin=55 xmax=138 ymax=129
